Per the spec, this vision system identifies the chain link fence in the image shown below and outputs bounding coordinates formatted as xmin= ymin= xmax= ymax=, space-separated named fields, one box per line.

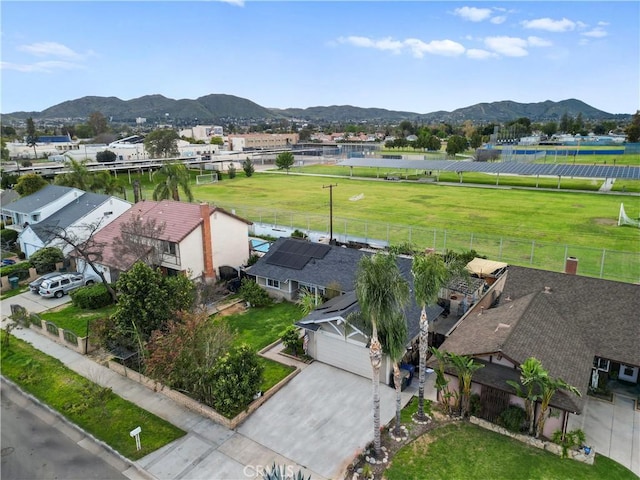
xmin=222 ymin=204 xmax=640 ymax=284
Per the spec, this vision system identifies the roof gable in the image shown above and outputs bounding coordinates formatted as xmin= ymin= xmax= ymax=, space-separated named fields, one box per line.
xmin=4 ymin=185 xmax=79 ymax=214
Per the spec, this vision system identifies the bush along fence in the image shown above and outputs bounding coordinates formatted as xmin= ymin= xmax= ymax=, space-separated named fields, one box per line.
xmin=223 ymin=204 xmax=639 ymax=284
xmin=9 ymin=304 xmax=97 ymax=355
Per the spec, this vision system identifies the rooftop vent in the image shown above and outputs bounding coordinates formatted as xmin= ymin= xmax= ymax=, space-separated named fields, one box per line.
xmin=543 ymin=286 xmax=552 ymax=294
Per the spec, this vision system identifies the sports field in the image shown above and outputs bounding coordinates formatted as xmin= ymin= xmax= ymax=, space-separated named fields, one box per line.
xmin=123 ymin=169 xmax=640 ymax=281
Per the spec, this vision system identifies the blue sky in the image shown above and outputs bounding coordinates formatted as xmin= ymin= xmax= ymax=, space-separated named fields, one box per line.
xmin=1 ymin=1 xmax=638 ymax=115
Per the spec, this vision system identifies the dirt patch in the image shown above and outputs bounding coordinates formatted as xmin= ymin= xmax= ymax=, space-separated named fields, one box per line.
xmin=216 ymin=302 xmax=247 ymax=317
xmin=593 ymin=217 xmax=618 ymax=226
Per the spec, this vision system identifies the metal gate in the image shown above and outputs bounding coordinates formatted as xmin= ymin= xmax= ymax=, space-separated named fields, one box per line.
xmin=479 ymin=385 xmax=510 ymax=423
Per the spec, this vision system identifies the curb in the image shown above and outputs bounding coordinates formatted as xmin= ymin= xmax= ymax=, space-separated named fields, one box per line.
xmin=0 ymin=376 xmax=156 ymax=480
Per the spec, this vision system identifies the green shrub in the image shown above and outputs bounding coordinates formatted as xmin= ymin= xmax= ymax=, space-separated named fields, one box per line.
xmin=28 ymin=246 xmax=63 ymax=273
xmin=1 ymin=228 xmax=18 ymax=246
xmin=469 ymin=393 xmax=482 ymax=417
xmin=246 ymin=254 xmax=260 ymax=267
xmin=551 ymin=428 xmax=586 ymax=458
xmin=70 ymin=283 xmax=114 ymax=309
xmin=498 ymin=404 xmax=527 ymax=433
xmin=0 ymin=263 xmax=30 ymax=280
xmin=239 ymin=278 xmax=272 ymax=307
xmin=281 ymin=325 xmax=300 ymax=354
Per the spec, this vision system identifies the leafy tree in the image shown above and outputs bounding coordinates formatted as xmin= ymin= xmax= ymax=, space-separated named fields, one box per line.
xmin=112 ymin=262 xmax=174 ymax=351
xmin=446 ymin=135 xmax=468 ymax=156
xmin=541 ymin=122 xmax=558 ymax=137
xmin=91 ymin=170 xmax=122 ymax=195
xmin=146 ymin=310 xmax=235 ymax=402
xmin=425 ymin=135 xmax=441 ymax=151
xmin=506 ymin=357 xmax=548 ymax=436
xmin=411 ymin=252 xmax=450 ymax=420
xmin=152 ymin=162 xmax=194 ymax=202
xmin=28 ymin=246 xmax=64 ymax=273
xmin=75 ymin=124 xmax=94 ymax=139
xmin=1 ymin=138 xmax=10 ymax=163
xmin=275 ymin=151 xmax=295 ymax=173
xmin=242 ymin=157 xmax=255 ymax=177
xmin=469 ymin=133 xmax=483 ymax=149
xmin=559 ymin=113 xmax=571 ymax=133
xmin=281 ymin=325 xmax=301 ymax=355
xmin=355 ymin=252 xmax=409 ymax=457
xmin=144 ymin=129 xmax=179 ymax=158
xmin=88 ymin=112 xmax=108 ymax=136
xmin=25 ymin=117 xmax=38 ymax=159
xmin=164 ymin=274 xmax=197 ymax=314
xmin=15 ymin=173 xmax=48 ymax=196
xmin=626 ymin=111 xmax=640 ymax=143
xmin=96 ymin=150 xmax=117 ymax=163
xmin=536 ymin=376 xmax=580 ymax=438
xmin=227 ymin=162 xmax=236 ymax=179
xmin=210 ymin=136 xmax=224 ymax=146
xmin=209 ymin=344 xmax=264 ymax=417
xmin=2 ymin=126 xmax=16 ymax=136
xmin=0 ymin=170 xmax=19 ymax=189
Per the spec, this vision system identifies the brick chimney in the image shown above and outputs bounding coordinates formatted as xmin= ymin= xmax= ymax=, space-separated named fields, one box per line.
xmin=200 ymin=202 xmax=215 ymax=279
xmin=565 ymin=256 xmax=578 ymax=275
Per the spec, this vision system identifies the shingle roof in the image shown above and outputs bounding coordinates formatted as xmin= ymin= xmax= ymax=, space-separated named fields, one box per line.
xmin=3 ymin=185 xmax=78 ymax=213
xmin=0 ymin=189 xmax=19 ymax=209
xmin=436 ymin=265 xmax=640 ymax=413
xmin=29 ymin=192 xmax=113 ymax=243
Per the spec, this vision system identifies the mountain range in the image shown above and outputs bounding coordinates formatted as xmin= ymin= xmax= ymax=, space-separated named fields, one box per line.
xmin=2 ymin=95 xmax=630 ymax=125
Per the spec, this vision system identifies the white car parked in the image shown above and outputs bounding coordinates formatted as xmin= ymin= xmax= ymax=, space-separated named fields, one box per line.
xmin=38 ymin=272 xmax=99 ymax=298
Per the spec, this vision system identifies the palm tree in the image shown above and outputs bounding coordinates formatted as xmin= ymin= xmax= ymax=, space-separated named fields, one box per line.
xmin=355 ymin=252 xmax=409 ymax=458
xmin=411 ymin=252 xmax=450 ymax=420
xmin=448 ymin=353 xmax=484 ymax=417
xmin=536 ymin=376 xmax=581 ymax=438
xmin=55 ymin=158 xmax=91 ymax=190
xmin=507 ymin=357 xmax=548 ymax=436
xmin=429 ymin=346 xmax=453 ymax=415
xmin=152 ymin=162 xmax=194 ymax=202
xmin=91 ymin=170 xmax=122 ymax=195
xmin=380 ymin=311 xmax=408 ymax=436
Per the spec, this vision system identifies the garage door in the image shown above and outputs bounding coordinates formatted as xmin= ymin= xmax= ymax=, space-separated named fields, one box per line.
xmin=315 ymin=331 xmax=373 ymax=379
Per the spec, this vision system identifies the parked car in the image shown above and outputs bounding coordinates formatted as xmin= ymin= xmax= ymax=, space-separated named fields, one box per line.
xmin=38 ymin=272 xmax=99 ymax=298
xmin=2 ymin=259 xmax=16 ymax=266
xmin=29 ymin=271 xmax=71 ymax=294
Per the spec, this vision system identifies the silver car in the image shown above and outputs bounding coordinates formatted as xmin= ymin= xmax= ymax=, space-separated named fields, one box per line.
xmin=38 ymin=273 xmax=97 ymax=298
xmin=29 ymin=271 xmax=78 ymax=294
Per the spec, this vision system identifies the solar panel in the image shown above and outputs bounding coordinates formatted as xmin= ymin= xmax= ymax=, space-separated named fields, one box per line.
xmin=266 ymin=251 xmax=311 ymax=270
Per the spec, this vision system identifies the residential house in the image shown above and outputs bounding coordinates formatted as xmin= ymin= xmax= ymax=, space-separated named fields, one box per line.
xmin=19 ymin=193 xmax=131 ymax=258
xmin=0 ymin=189 xmax=19 ymax=223
xmin=3 ymin=185 xmax=131 ymax=258
xmin=432 ymin=262 xmax=640 ymax=438
xmin=247 ymin=238 xmax=491 ymax=384
xmin=74 ymin=200 xmax=252 ymax=283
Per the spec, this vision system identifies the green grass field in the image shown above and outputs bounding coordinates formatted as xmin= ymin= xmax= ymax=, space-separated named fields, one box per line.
xmin=114 ymin=168 xmax=640 ymax=282
xmin=384 ymin=422 xmax=637 ymax=480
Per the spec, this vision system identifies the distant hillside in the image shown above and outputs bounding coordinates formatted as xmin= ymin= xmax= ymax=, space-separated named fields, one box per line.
xmin=2 ymin=95 xmax=629 ymax=125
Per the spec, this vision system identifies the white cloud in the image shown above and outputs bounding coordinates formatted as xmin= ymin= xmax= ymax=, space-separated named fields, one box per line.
xmin=582 ymin=27 xmax=607 ymax=38
xmin=521 ymin=17 xmax=577 ymax=32
xmin=338 ymin=36 xmax=464 ymax=58
xmin=597 ymin=21 xmax=610 ymax=26
xmin=1 ymin=60 xmax=83 ymax=73
xmin=491 ymin=16 xmax=507 ymax=25
xmin=18 ymin=41 xmax=84 ymax=59
xmin=466 ymin=49 xmax=496 ymax=60
xmin=218 ymin=0 xmax=244 ymax=6
xmin=453 ymin=6 xmax=492 ymax=22
xmin=527 ymin=36 xmax=552 ymax=47
xmin=484 ymin=36 xmax=529 ymax=57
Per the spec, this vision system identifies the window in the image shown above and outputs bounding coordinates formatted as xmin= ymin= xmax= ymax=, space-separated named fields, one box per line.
xmin=267 ymin=279 xmax=280 ymax=289
xmin=623 ymin=366 xmax=635 ymax=377
xmin=163 ymin=242 xmax=177 ymax=255
xmin=31 ymin=213 xmax=40 ymax=222
xmin=593 ymin=357 xmax=610 ymax=371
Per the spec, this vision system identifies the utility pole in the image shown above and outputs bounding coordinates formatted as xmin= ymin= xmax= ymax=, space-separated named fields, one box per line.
xmin=323 ymin=184 xmax=338 ymax=244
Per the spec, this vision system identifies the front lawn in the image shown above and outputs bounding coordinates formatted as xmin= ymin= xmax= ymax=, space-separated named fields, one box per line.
xmin=0 ymin=335 xmax=185 ymax=460
xmin=259 ymin=357 xmax=295 ymax=392
xmin=39 ymin=304 xmax=117 ymax=336
xmin=384 ymin=422 xmax=637 ymax=480
xmin=219 ymin=301 xmax=304 ymax=351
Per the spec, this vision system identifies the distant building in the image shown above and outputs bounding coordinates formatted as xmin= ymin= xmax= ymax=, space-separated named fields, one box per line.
xmin=228 ymin=133 xmax=299 ymax=152
xmin=179 ymin=125 xmax=224 ymax=143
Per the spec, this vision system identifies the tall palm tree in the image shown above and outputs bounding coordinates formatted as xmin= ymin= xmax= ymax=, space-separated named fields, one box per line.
xmin=91 ymin=170 xmax=122 ymax=195
xmin=448 ymin=353 xmax=484 ymax=417
xmin=355 ymin=252 xmax=409 ymax=458
xmin=507 ymin=357 xmax=548 ymax=436
xmin=152 ymin=162 xmax=194 ymax=202
xmin=536 ymin=376 xmax=580 ymax=438
xmin=411 ymin=252 xmax=450 ymax=420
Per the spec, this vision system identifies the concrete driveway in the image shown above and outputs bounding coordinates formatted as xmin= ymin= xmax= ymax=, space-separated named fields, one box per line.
xmin=238 ymin=362 xmax=414 ymax=479
xmin=567 ymin=394 xmax=640 ymax=476
xmin=1 ymin=290 xmax=72 ymax=320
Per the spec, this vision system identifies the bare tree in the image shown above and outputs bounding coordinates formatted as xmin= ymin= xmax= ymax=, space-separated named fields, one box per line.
xmin=43 ymin=221 xmax=117 ymax=302
xmin=112 ymin=212 xmax=166 ymax=268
